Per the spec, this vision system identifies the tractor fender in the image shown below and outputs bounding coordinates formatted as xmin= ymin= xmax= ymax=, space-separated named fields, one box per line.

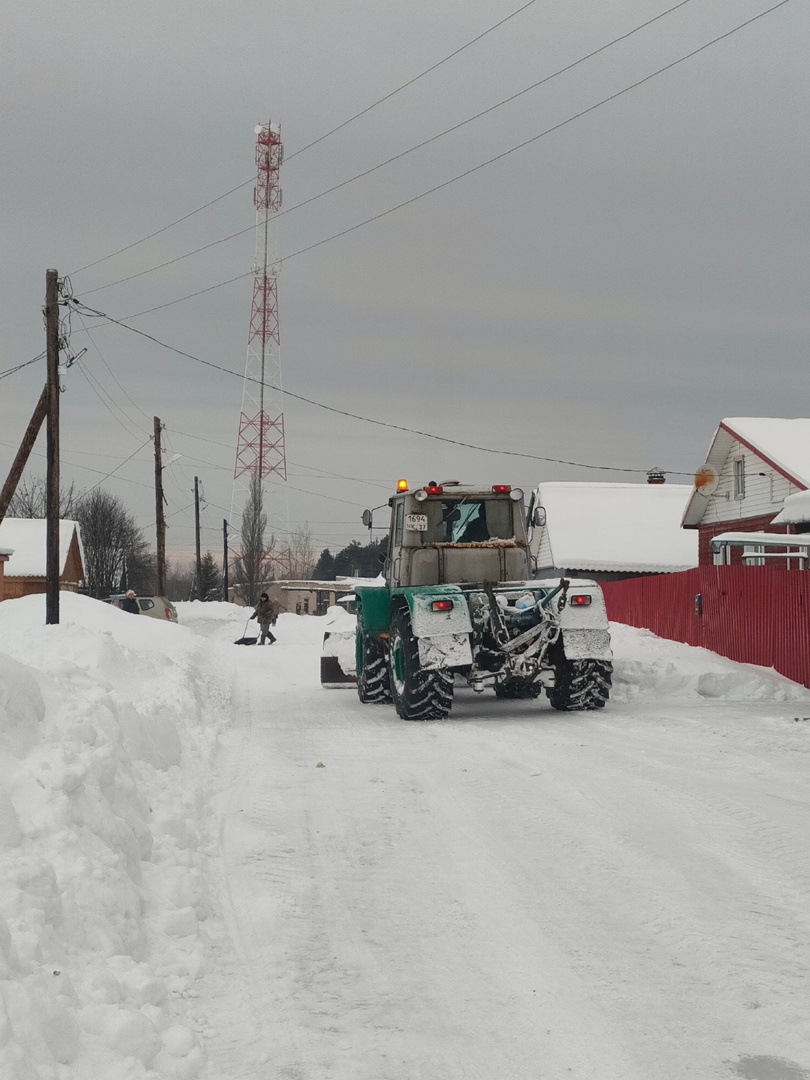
xmin=394 ymin=588 xmax=474 ymax=671
xmin=555 ymin=578 xmax=613 ymax=662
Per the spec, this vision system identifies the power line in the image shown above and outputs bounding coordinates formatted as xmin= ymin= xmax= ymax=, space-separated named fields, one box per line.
xmin=67 ymin=0 xmax=540 ymax=280
xmin=83 ymin=0 xmax=696 ymax=299
xmin=0 ymin=353 xmax=45 ymax=381
xmin=83 ymin=437 xmax=153 ymax=494
xmin=83 ymin=0 xmax=793 ymax=324
xmin=67 ymin=297 xmax=657 ymax=475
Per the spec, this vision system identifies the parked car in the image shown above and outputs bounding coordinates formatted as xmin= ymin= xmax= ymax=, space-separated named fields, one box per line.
xmin=108 ymin=595 xmax=178 ymax=622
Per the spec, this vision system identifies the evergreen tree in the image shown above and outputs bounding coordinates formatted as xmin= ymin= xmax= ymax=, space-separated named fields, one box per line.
xmin=312 ymin=548 xmax=336 ymax=581
xmin=199 ymin=551 xmax=220 ymax=599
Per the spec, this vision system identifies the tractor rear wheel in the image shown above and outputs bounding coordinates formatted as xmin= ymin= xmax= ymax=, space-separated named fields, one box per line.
xmin=389 ymin=606 xmax=453 ymax=721
xmin=547 ymin=658 xmax=612 ymax=711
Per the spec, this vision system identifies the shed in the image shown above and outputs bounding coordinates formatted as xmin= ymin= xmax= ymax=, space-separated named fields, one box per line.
xmin=0 ymin=547 xmax=11 ymax=602
xmin=0 ymin=519 xmax=86 ymax=600
xmin=531 ymin=482 xmax=697 ymax=581
xmin=681 ymin=417 xmax=810 ymax=565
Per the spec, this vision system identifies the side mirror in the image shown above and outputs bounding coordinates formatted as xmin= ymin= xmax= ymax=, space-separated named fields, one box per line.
xmin=361 ymin=509 xmax=372 ymax=528
xmin=533 ymin=506 xmax=546 ymax=527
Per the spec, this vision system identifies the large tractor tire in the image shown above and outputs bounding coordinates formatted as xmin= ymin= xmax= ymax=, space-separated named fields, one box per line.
xmin=388 ymin=606 xmax=453 ymax=721
xmin=547 ymin=658 xmax=612 ymax=711
xmin=356 ymin=611 xmax=392 ymax=704
xmin=494 ymin=678 xmax=543 ymax=700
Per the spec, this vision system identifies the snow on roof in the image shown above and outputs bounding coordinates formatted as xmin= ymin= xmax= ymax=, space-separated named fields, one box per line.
xmin=534 ymin=482 xmax=697 ymax=573
xmin=0 ymin=518 xmax=84 ymax=578
xmin=721 ymin=417 xmax=810 ymax=487
xmin=771 ymin=490 xmax=810 ymax=525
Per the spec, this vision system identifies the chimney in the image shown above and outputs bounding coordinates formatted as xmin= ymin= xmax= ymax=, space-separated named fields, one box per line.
xmin=646 ymin=468 xmax=665 ymax=485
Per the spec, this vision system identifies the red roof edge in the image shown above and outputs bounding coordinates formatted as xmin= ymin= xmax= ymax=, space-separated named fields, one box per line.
xmin=720 ymin=421 xmax=808 ymax=490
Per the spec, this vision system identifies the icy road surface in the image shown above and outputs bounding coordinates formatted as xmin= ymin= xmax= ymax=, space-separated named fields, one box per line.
xmin=189 ymin=610 xmax=810 ymax=1080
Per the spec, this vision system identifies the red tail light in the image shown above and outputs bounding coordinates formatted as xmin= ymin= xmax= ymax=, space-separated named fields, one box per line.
xmin=569 ymin=594 xmax=592 ymax=607
xmin=492 ymin=485 xmax=512 ymax=494
xmin=165 ymin=607 xmax=173 ymax=619
xmin=425 ymin=484 xmax=443 ymax=496
xmin=431 ymin=599 xmax=454 ymax=612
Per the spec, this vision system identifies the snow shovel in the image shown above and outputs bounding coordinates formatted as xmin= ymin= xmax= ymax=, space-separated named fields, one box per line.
xmin=234 ymin=617 xmax=258 ymax=646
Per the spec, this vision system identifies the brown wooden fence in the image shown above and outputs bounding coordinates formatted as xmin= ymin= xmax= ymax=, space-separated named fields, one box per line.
xmin=600 ymin=566 xmax=810 ymax=689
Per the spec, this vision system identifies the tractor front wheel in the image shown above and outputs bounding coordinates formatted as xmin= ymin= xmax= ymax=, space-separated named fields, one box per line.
xmin=356 ymin=611 xmax=391 ymax=704
xmin=389 ymin=606 xmax=453 ymax=721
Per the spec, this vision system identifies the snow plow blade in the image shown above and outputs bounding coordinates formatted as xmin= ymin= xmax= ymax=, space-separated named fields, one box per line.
xmin=320 ymin=630 xmax=356 ymax=688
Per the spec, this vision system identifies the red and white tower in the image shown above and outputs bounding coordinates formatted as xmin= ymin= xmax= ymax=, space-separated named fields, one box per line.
xmin=232 ymin=121 xmax=290 ymax=573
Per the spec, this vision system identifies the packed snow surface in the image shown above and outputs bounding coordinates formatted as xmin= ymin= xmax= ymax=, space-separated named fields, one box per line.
xmin=1 ymin=594 xmax=809 ymax=1079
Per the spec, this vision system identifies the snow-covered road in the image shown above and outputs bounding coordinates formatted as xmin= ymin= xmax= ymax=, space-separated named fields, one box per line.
xmin=1 ymin=596 xmax=809 ymax=1080
xmin=194 ymin=615 xmax=810 ymax=1080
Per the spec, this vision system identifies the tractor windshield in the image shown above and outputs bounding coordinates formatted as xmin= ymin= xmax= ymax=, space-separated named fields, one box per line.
xmin=423 ymin=498 xmax=514 ymax=543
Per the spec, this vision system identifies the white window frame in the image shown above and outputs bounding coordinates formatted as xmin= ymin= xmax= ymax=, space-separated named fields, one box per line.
xmin=733 ymin=457 xmax=746 ymax=500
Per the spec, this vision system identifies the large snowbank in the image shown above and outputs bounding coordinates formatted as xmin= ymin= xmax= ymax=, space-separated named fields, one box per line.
xmin=0 ymin=593 xmax=235 ymax=1079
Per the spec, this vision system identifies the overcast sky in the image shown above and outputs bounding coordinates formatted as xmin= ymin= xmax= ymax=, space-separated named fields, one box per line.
xmin=2 ymin=0 xmax=807 ymax=564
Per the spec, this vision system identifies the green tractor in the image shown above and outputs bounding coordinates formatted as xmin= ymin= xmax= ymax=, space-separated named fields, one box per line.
xmin=325 ymin=479 xmax=613 ymax=721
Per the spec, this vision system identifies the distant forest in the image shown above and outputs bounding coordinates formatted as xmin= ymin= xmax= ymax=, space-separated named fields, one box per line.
xmin=312 ymin=538 xmax=387 ymax=580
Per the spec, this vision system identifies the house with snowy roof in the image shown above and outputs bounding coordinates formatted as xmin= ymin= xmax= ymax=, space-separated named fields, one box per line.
xmin=681 ymin=417 xmax=810 ymax=567
xmin=530 ymin=481 xmax=697 ymax=581
xmin=0 ymin=518 xmax=86 ymax=601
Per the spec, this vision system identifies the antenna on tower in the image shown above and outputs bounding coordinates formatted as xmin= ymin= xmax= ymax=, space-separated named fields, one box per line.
xmin=231 ymin=120 xmax=291 ymax=580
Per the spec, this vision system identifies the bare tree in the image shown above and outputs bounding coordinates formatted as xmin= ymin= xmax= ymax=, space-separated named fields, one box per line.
xmin=76 ymin=489 xmax=155 ymax=598
xmin=232 ymin=475 xmax=275 ymax=604
xmin=8 ymin=475 xmax=83 ymax=518
xmin=287 ymin=523 xmax=315 ymax=580
xmin=165 ymin=559 xmax=195 ymax=602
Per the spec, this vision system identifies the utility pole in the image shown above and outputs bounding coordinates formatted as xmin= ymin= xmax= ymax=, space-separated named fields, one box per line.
xmin=223 ymin=519 xmax=229 ymax=601
xmin=45 ymin=269 xmax=60 ymax=625
xmin=194 ymin=476 xmax=202 ymax=600
xmin=0 ymin=387 xmax=48 ymax=524
xmin=153 ymin=417 xmax=166 ymax=596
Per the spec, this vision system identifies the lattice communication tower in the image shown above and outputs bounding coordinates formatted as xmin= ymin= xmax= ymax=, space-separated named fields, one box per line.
xmin=232 ymin=121 xmax=290 ymax=573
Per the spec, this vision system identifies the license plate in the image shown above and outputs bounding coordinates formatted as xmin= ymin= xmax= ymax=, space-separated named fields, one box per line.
xmin=406 ymin=514 xmax=428 ymax=532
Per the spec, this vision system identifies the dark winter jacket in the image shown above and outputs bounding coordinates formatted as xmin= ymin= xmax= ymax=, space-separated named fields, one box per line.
xmin=252 ymin=598 xmax=274 ymax=626
xmin=120 ymin=596 xmax=139 ymax=614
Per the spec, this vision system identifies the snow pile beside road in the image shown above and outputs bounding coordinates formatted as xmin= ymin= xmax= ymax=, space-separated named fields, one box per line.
xmin=610 ymin=621 xmax=808 ymax=703
xmin=0 ymin=593 xmax=232 ymax=1079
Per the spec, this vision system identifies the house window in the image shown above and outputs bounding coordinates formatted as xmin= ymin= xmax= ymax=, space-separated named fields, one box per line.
xmin=733 ymin=457 xmax=745 ymax=500
xmin=303 ymin=597 xmax=309 ymax=614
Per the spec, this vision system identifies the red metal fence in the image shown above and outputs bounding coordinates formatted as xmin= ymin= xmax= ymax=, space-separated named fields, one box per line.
xmin=601 ymin=566 xmax=810 ymax=689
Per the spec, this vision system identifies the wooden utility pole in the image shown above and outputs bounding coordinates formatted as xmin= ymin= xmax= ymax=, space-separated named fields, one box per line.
xmin=222 ymin=519 xmax=229 ymax=601
xmin=194 ymin=476 xmax=202 ymax=599
xmin=154 ymin=417 xmax=166 ymax=596
xmin=45 ymin=269 xmax=60 ymax=625
xmin=0 ymin=387 xmax=48 ymax=523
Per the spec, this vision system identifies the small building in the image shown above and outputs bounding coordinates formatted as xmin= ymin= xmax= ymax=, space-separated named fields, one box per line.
xmin=531 ymin=481 xmax=697 ymax=581
xmin=681 ymin=417 xmax=810 ymax=565
xmin=0 ymin=519 xmax=86 ymax=600
xmin=267 ymin=578 xmax=359 ymax=617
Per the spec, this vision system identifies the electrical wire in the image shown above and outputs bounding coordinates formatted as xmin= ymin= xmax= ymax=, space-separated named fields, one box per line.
xmin=67 ymin=297 xmax=660 ymax=475
xmin=67 ymin=0 xmax=540 ymax=280
xmin=82 ymin=0 xmax=696 ymax=299
xmin=87 ymin=0 xmax=794 ymax=324
xmin=83 ymin=437 xmax=153 ymax=494
xmin=0 ymin=353 xmax=46 ymax=381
